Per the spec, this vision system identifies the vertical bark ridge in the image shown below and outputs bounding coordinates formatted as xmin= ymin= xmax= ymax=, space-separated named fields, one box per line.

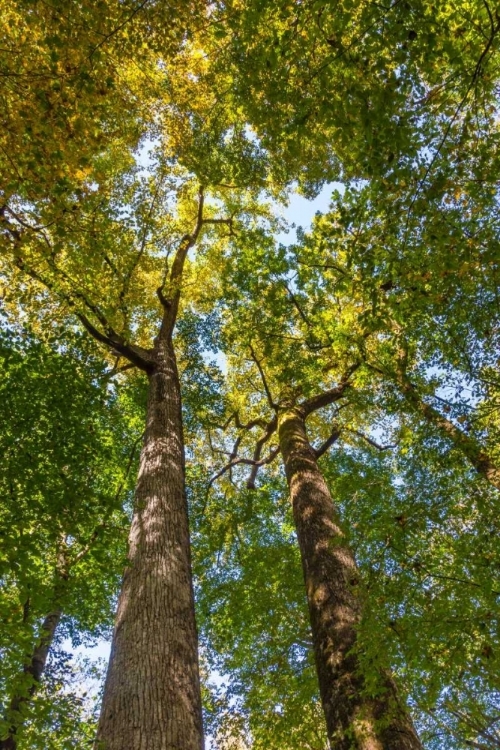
xmin=96 ymin=334 xmax=203 ymax=750
xmin=278 ymin=407 xmax=421 ymax=750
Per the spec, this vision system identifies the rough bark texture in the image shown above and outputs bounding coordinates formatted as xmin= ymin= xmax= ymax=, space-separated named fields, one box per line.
xmin=0 ymin=609 xmax=62 ymax=750
xmin=278 ymin=407 xmax=422 ymax=750
xmin=95 ymin=333 xmax=203 ymax=750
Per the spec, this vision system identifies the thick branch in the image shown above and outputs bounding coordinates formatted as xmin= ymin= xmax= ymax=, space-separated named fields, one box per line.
xmin=234 ymin=413 xmax=269 ymax=431
xmin=393 ymin=351 xmax=500 ymax=491
xmin=216 ymin=411 xmax=269 ymax=432
xmin=159 ymin=186 xmax=205 ymax=336
xmin=314 ymin=425 xmax=341 ymax=458
xmin=12 ymin=253 xmax=153 ymax=372
xmin=301 ymin=363 xmax=359 ymax=416
xmin=405 ymin=381 xmax=500 ymax=489
xmin=202 ymin=217 xmax=236 ymax=237
xmin=77 ymin=314 xmax=154 ymax=372
xmin=156 ymin=286 xmax=171 ymax=310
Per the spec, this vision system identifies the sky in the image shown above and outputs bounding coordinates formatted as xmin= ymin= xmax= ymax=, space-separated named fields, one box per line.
xmin=274 ymin=182 xmax=339 ymax=245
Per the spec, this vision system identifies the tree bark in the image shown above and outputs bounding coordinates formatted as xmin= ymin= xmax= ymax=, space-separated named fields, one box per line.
xmin=0 ymin=609 xmax=62 ymax=750
xmin=95 ymin=331 xmax=203 ymax=750
xmin=278 ymin=407 xmax=422 ymax=750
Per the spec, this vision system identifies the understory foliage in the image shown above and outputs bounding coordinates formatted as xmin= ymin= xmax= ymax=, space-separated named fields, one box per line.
xmin=1 ymin=0 xmax=500 ymax=748
xmin=0 ymin=317 xmax=144 ymax=748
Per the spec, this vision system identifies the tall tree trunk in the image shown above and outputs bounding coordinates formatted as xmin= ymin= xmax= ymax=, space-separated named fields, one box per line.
xmin=96 ymin=332 xmax=203 ymax=750
xmin=278 ymin=406 xmax=422 ymax=750
xmin=0 ymin=609 xmax=62 ymax=750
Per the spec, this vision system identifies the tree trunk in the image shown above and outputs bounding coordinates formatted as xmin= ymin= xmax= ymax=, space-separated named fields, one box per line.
xmin=0 ymin=609 xmax=62 ymax=750
xmin=278 ymin=407 xmax=422 ymax=750
xmin=96 ymin=332 xmax=203 ymax=750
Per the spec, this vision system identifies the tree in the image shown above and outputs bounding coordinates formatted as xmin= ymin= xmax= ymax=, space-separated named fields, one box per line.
xmin=200 ymin=243 xmax=422 ymax=746
xmin=1 ymin=183 xmax=205 ymax=749
xmin=1 ymin=7 xmax=276 ymax=741
xmin=210 ymin=380 xmax=422 ymax=747
xmin=1 ymin=136 xmax=275 ymax=747
xmin=0 ymin=319 xmax=142 ymax=749
xmin=197 ymin=406 xmax=500 ymax=749
xmin=196 ymin=168 xmax=500 ymax=743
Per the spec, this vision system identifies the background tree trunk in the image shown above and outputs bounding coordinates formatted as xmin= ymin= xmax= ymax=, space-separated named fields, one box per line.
xmin=0 ymin=609 xmax=62 ymax=750
xmin=278 ymin=407 xmax=422 ymax=750
xmin=96 ymin=333 xmax=204 ymax=750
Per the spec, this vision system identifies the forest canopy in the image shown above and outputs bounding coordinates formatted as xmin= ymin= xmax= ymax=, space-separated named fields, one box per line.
xmin=1 ymin=1 xmax=499 ymax=749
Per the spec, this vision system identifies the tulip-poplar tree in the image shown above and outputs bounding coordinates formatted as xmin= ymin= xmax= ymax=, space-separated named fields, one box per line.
xmin=197 ymin=203 xmax=499 ymax=747
xmin=2 ymin=1 xmax=500 ymax=749
xmin=1 ymin=146 xmax=275 ymax=749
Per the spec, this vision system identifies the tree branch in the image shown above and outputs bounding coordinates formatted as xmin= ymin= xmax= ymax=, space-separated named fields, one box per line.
xmin=314 ymin=425 xmax=341 ymax=458
xmin=246 ymin=417 xmax=278 ymax=488
xmin=77 ymin=313 xmax=153 ymax=372
xmin=159 ymin=185 xmax=205 ymax=336
xmin=215 ymin=411 xmax=269 ymax=432
xmin=301 ymin=363 xmax=359 ymax=416
xmin=283 ymin=282 xmax=313 ymax=328
xmin=392 ymin=346 xmax=500 ymax=490
xmin=202 ymin=217 xmax=236 ymax=237
xmin=102 ymin=361 xmax=137 ymax=380
xmin=156 ymin=286 xmax=171 ymax=310
xmin=208 ymin=446 xmax=280 ymax=491
xmin=5 ymin=207 xmax=153 ymax=369
xmin=249 ymin=345 xmax=278 ymax=410
xmin=348 ymin=429 xmax=397 ymax=452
